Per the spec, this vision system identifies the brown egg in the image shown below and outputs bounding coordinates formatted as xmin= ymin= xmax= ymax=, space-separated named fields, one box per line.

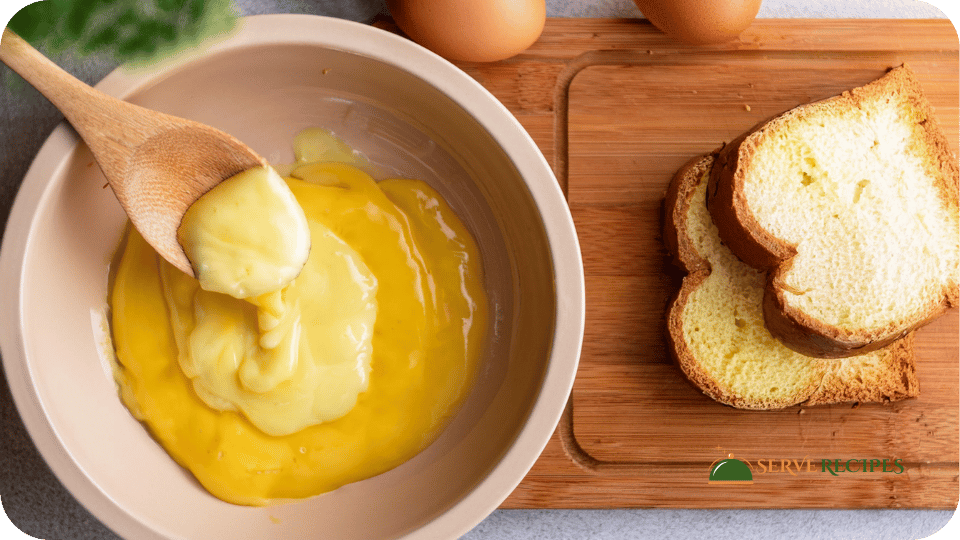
xmin=633 ymin=0 xmax=762 ymax=45
xmin=387 ymin=0 xmax=545 ymax=63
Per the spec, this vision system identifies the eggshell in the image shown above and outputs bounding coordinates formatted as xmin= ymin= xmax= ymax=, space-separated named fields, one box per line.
xmin=633 ymin=0 xmax=762 ymax=45
xmin=387 ymin=0 xmax=545 ymax=63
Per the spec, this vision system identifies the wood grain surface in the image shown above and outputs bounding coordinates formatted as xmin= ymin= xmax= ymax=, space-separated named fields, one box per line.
xmin=448 ymin=18 xmax=960 ymax=509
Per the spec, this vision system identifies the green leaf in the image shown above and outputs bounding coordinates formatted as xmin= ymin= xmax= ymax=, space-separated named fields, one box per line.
xmin=7 ymin=2 xmax=57 ymax=42
xmin=64 ymin=0 xmax=97 ymax=41
xmin=157 ymin=0 xmax=190 ymax=13
xmin=81 ymin=25 xmax=119 ymax=53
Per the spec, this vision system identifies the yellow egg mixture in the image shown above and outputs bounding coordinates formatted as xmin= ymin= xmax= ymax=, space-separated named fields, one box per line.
xmin=110 ymin=129 xmax=488 ymax=505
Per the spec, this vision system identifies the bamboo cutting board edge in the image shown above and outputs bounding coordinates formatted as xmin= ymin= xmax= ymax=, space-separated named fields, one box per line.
xmin=450 ymin=19 xmax=960 ymax=510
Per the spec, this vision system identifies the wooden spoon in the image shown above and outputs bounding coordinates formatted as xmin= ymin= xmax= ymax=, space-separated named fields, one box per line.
xmin=0 ymin=28 xmax=266 ymax=277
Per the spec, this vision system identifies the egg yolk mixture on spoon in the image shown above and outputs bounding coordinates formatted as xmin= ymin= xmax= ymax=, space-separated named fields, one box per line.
xmin=109 ymin=129 xmax=488 ymax=505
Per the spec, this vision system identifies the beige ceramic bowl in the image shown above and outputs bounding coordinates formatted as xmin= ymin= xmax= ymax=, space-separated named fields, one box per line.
xmin=0 ymin=14 xmax=584 ymax=540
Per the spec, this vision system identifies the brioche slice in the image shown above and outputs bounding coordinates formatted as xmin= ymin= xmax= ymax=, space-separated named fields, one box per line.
xmin=708 ymin=66 xmax=959 ymax=358
xmin=665 ymin=155 xmax=918 ymax=409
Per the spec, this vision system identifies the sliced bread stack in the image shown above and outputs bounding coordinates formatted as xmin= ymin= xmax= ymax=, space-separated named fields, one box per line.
xmin=663 ymin=66 xmax=958 ymax=409
xmin=665 ymin=155 xmax=919 ymax=409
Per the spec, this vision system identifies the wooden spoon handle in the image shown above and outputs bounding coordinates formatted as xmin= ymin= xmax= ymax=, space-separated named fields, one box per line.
xmin=2 ymin=28 xmax=266 ymax=277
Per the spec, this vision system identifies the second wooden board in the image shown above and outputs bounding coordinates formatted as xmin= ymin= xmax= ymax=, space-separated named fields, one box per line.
xmin=565 ymin=51 xmax=958 ymax=508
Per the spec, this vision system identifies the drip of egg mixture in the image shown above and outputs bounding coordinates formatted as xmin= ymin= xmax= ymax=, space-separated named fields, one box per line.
xmin=164 ymin=218 xmax=378 ymax=436
xmin=109 ymin=129 xmax=487 ymax=505
xmin=174 ymin=163 xmax=370 ymax=437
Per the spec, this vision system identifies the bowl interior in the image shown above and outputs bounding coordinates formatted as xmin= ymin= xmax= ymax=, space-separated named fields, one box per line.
xmin=11 ymin=18 xmax=565 ymax=540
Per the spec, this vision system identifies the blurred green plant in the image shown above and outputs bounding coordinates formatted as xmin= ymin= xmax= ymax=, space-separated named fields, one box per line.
xmin=6 ymin=0 xmax=238 ymax=64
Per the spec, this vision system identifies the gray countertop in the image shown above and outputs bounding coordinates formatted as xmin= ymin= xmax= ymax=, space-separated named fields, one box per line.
xmin=1 ymin=1 xmax=957 ymax=539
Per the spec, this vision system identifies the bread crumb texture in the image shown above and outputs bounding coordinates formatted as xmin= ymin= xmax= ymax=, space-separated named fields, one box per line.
xmin=740 ymin=67 xmax=959 ymax=332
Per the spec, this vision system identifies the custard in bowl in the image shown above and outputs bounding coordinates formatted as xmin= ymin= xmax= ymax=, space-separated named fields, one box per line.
xmin=111 ymin=129 xmax=489 ymax=505
xmin=0 ymin=14 xmax=584 ymax=540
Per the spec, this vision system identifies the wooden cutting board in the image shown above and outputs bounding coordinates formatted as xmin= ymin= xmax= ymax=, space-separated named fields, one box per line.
xmin=441 ymin=18 xmax=960 ymax=509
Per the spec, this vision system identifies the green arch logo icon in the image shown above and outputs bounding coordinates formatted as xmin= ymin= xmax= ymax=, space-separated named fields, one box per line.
xmin=708 ymin=454 xmax=754 ymax=484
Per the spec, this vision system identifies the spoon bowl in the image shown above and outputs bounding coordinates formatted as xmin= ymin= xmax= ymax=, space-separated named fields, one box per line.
xmin=0 ymin=28 xmax=265 ymax=275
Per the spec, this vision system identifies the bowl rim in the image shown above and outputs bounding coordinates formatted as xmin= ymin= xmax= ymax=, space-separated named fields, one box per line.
xmin=0 ymin=13 xmax=585 ymax=539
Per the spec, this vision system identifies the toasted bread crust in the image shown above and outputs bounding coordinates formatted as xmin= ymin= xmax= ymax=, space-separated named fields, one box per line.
xmin=665 ymin=155 xmax=918 ymax=409
xmin=666 ymin=156 xmax=809 ymax=408
xmin=665 ymin=157 xmax=758 ymax=407
xmin=763 ymin=267 xmax=916 ymax=358
xmin=708 ymin=131 xmax=793 ymax=270
xmin=664 ymin=155 xmax=715 ymax=274
xmin=803 ymin=334 xmax=919 ymax=405
xmin=707 ymin=65 xmax=959 ymax=358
